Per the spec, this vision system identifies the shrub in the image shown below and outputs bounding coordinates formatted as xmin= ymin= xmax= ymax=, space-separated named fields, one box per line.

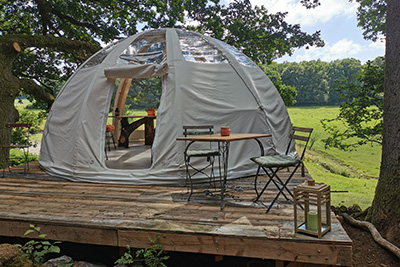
xmin=9 ymin=149 xmax=39 ymax=167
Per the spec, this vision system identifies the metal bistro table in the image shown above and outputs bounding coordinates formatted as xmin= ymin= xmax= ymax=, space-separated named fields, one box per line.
xmin=177 ymin=133 xmax=271 ymax=210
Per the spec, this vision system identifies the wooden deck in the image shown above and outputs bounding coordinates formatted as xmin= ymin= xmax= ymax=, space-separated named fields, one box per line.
xmin=0 ymin=162 xmax=352 ymax=266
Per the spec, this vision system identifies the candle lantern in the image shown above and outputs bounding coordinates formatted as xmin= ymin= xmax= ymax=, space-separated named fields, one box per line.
xmin=294 ymin=181 xmax=331 ymax=238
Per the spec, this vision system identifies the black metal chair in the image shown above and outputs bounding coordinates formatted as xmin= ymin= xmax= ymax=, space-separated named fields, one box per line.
xmin=183 ymin=125 xmax=220 ymax=200
xmin=251 ymin=126 xmax=313 ymax=213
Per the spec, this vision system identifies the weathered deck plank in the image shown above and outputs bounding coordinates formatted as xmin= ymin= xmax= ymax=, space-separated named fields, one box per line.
xmin=0 ymin=162 xmax=352 ymax=266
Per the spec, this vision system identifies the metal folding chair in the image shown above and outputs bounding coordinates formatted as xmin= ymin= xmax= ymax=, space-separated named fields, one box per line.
xmin=251 ymin=126 xmax=313 ymax=213
xmin=183 ymin=125 xmax=220 ymax=200
xmin=1 ymin=123 xmax=32 ymax=177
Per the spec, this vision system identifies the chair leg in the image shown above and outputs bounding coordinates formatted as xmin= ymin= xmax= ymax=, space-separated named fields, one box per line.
xmin=23 ymin=147 xmax=29 ymax=174
xmin=209 ymin=156 xmax=217 ymax=188
xmin=107 ymin=133 xmax=111 ymax=151
xmin=112 ymin=135 xmax=116 ymax=149
xmin=254 ymin=164 xmax=303 ymax=213
xmin=265 ymin=165 xmax=302 ymax=213
xmin=254 ymin=166 xmax=290 ymax=202
xmin=254 ymin=165 xmax=261 ymax=195
xmin=184 ymin=154 xmax=218 ymax=201
xmin=2 ymin=149 xmax=10 ymax=177
xmin=254 ymin=167 xmax=274 ymax=202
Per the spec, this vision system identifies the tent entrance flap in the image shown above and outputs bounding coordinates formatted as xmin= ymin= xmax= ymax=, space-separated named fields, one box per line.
xmin=104 ymin=62 xmax=168 ymax=79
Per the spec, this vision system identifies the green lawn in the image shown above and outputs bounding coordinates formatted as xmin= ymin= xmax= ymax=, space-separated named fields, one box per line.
xmin=287 ymin=106 xmax=379 ymax=209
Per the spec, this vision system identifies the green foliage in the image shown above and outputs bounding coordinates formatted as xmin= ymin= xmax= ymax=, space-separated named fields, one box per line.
xmin=9 ymin=149 xmax=39 ymax=167
xmin=325 ymin=58 xmax=363 ymax=105
xmin=126 ymin=78 xmax=162 ymax=110
xmin=0 ymin=0 xmax=212 ymax=110
xmin=261 ymin=63 xmax=297 ymax=106
xmin=115 ymin=236 xmax=169 ymax=267
xmin=191 ymin=0 xmax=324 ymax=64
xmin=281 ymin=60 xmax=329 ymax=105
xmin=115 ymin=245 xmax=135 ymax=266
xmin=14 ymin=224 xmax=61 ymax=266
xmin=10 ymin=108 xmax=46 ymax=147
xmin=354 ymin=0 xmax=387 ymax=41
xmin=273 ymin=58 xmax=363 ymax=106
xmin=321 ymin=59 xmax=384 ymax=150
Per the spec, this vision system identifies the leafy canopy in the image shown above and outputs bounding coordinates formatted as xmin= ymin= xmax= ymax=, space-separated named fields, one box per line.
xmin=321 ymin=58 xmax=384 ymax=150
xmin=190 ymin=0 xmax=324 ymax=64
xmin=261 ymin=63 xmax=297 ymax=106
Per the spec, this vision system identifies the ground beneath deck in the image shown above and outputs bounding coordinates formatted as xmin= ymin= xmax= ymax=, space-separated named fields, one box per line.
xmin=340 ymin=218 xmax=400 ymax=267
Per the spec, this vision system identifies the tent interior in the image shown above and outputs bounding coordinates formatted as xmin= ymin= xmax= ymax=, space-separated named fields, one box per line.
xmin=105 ymin=76 xmax=162 ymax=170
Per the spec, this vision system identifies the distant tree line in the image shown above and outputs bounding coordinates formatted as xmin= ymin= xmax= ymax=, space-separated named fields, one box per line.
xmin=262 ymin=57 xmax=384 ymax=106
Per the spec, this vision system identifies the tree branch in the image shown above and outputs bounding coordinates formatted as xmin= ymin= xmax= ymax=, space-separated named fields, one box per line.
xmin=51 ymin=8 xmax=99 ymax=32
xmin=18 ymin=78 xmax=55 ymax=107
xmin=0 ymin=34 xmax=100 ymax=54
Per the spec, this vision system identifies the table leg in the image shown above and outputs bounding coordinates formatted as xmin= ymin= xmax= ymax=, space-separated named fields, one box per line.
xmin=253 ymin=138 xmax=265 ymax=156
xmin=119 ymin=118 xmax=130 ymax=148
xmin=144 ymin=118 xmax=155 ymax=145
xmin=217 ymin=141 xmax=230 ymax=210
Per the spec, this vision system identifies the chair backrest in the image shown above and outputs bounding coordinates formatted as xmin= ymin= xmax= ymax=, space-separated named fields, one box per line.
xmin=285 ymin=126 xmax=313 ymax=160
xmin=183 ymin=126 xmax=214 ymax=150
xmin=183 ymin=125 xmax=214 ymax=137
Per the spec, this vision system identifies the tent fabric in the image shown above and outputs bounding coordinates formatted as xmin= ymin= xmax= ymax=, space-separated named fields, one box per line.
xmin=104 ymin=61 xmax=168 ymax=79
xmin=39 ymin=28 xmax=293 ymax=185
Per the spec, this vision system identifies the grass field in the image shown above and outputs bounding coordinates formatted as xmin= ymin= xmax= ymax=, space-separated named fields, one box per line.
xmin=287 ymin=106 xmax=380 ymax=209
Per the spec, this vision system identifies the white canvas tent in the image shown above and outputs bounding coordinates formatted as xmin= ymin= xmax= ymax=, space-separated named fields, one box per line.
xmin=39 ymin=28 xmax=293 ymax=185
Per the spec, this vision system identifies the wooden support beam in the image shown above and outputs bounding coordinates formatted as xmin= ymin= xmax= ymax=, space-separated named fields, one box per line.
xmin=0 ymin=220 xmax=118 ymax=246
xmin=286 ymin=262 xmax=332 ymax=267
xmin=118 ymin=230 xmax=352 ymax=266
xmin=215 ymin=255 xmax=224 ymax=262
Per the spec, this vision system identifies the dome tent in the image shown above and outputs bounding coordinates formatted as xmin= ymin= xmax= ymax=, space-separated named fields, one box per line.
xmin=39 ymin=28 xmax=293 ymax=185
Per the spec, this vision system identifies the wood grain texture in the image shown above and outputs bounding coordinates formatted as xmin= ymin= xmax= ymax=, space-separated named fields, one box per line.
xmin=0 ymin=162 xmax=352 ymax=266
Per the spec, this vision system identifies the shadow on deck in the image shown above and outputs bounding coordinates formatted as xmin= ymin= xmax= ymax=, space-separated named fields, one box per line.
xmin=0 ymin=161 xmax=352 ymax=267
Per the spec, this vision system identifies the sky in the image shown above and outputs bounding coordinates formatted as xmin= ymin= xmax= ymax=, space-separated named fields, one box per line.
xmin=224 ymin=0 xmax=385 ymax=64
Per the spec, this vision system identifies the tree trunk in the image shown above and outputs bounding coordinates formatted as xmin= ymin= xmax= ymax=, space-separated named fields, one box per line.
xmin=0 ymin=35 xmax=98 ymax=168
xmin=370 ymin=0 xmax=400 ymax=248
xmin=0 ymin=44 xmax=21 ymax=168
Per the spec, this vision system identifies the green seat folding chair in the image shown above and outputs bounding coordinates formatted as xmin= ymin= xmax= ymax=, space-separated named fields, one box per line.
xmin=251 ymin=126 xmax=313 ymax=213
xmin=183 ymin=125 xmax=220 ymax=200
